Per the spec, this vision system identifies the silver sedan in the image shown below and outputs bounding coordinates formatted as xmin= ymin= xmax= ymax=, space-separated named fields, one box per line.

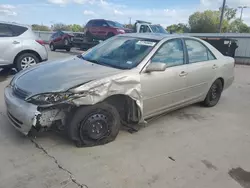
xmin=5 ymin=33 xmax=234 ymax=147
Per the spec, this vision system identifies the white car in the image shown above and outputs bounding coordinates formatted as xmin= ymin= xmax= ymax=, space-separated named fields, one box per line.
xmin=5 ymin=33 xmax=234 ymax=147
xmin=0 ymin=21 xmax=48 ymax=71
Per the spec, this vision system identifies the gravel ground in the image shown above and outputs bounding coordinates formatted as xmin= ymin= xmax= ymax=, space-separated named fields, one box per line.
xmin=0 ymin=49 xmax=249 ymax=188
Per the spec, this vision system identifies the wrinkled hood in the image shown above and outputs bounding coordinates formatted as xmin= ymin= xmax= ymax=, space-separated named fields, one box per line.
xmin=14 ymin=57 xmax=123 ymax=95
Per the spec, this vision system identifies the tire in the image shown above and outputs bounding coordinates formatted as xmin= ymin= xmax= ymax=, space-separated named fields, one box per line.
xmin=107 ymin=33 xmax=114 ymax=39
xmin=203 ymin=79 xmax=223 ymax=107
xmin=66 ymin=47 xmax=71 ymax=52
xmin=86 ymin=32 xmax=93 ymax=42
xmin=50 ymin=43 xmax=55 ymax=51
xmin=64 ymin=38 xmax=69 ymax=46
xmin=15 ymin=53 xmax=39 ymax=72
xmin=67 ymin=102 xmax=121 ymax=147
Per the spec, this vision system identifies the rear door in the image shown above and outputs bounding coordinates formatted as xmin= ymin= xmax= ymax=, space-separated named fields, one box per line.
xmin=184 ymin=39 xmax=218 ymax=101
xmin=0 ymin=23 xmax=23 ymax=65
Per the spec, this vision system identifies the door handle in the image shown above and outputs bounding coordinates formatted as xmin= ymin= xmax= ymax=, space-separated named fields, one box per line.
xmin=12 ymin=41 xmax=20 ymax=44
xmin=212 ymin=64 xmax=218 ymax=69
xmin=179 ymin=71 xmax=188 ymax=77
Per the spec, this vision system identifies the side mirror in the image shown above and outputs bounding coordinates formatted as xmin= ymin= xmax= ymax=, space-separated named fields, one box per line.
xmin=145 ymin=62 xmax=167 ymax=72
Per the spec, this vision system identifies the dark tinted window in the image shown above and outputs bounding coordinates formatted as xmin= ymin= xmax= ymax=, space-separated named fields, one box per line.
xmin=152 ymin=39 xmax=184 ymax=67
xmin=92 ymin=20 xmax=108 ymax=27
xmin=86 ymin=20 xmax=93 ymax=27
xmin=9 ymin=25 xmax=28 ymax=36
xmin=0 ymin=24 xmax=13 ymax=37
xmin=185 ymin=39 xmax=216 ymax=63
xmin=106 ymin=21 xmax=123 ymax=28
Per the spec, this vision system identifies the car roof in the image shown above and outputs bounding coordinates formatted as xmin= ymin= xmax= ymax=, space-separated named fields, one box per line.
xmin=119 ymin=33 xmax=195 ymax=41
xmin=0 ymin=21 xmax=30 ymax=28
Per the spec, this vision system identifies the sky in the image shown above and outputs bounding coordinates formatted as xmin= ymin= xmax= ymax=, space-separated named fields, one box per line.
xmin=1 ymin=0 xmax=250 ymax=27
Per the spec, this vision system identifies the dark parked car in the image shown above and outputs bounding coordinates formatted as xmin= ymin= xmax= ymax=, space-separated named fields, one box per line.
xmin=49 ymin=31 xmax=74 ymax=51
xmin=84 ymin=19 xmax=133 ymax=41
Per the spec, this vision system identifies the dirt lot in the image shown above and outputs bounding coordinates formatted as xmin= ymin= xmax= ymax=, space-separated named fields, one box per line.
xmin=0 ymin=49 xmax=249 ymax=188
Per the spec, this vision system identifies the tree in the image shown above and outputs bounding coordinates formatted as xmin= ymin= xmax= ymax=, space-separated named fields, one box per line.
xmin=166 ymin=23 xmax=190 ymax=33
xmin=70 ymin=24 xmax=83 ymax=32
xmin=52 ymin=23 xmax=71 ymax=31
xmin=220 ymin=5 xmax=237 ymax=21
xmin=189 ymin=10 xmax=229 ymax=33
xmin=124 ymin=24 xmax=133 ymax=29
xmin=229 ymin=19 xmax=250 ymax=33
xmin=32 ymin=24 xmax=50 ymax=31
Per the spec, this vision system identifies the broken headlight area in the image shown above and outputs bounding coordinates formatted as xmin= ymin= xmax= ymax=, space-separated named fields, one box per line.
xmin=26 ymin=92 xmax=73 ymax=105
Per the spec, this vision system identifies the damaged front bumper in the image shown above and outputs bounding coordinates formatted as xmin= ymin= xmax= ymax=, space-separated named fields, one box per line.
xmin=4 ymin=86 xmax=65 ymax=135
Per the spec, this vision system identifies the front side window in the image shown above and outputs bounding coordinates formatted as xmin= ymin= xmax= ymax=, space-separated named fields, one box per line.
xmin=81 ymin=36 xmax=158 ymax=69
xmin=0 ymin=24 xmax=13 ymax=37
xmin=139 ymin=25 xmax=151 ymax=33
xmin=150 ymin=25 xmax=168 ymax=34
xmin=106 ymin=21 xmax=123 ymax=28
xmin=185 ymin=39 xmax=216 ymax=63
xmin=151 ymin=39 xmax=184 ymax=67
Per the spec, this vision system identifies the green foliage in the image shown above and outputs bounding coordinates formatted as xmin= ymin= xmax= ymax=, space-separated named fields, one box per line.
xmin=124 ymin=24 xmax=133 ymax=29
xmin=189 ymin=10 xmax=230 ymax=33
xmin=220 ymin=5 xmax=237 ymax=21
xmin=166 ymin=23 xmax=190 ymax=33
xmin=70 ymin=24 xmax=83 ymax=32
xmin=32 ymin=24 xmax=50 ymax=31
xmin=229 ymin=19 xmax=250 ymax=33
xmin=51 ymin=23 xmax=72 ymax=31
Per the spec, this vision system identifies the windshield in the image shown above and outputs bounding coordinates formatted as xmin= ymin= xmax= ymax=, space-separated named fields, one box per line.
xmin=106 ymin=21 xmax=124 ymax=28
xmin=82 ymin=36 xmax=158 ymax=69
xmin=150 ymin=25 xmax=168 ymax=34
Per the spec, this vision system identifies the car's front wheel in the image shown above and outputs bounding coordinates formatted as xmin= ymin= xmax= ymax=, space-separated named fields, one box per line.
xmin=203 ymin=79 xmax=223 ymax=107
xmin=50 ymin=43 xmax=55 ymax=51
xmin=16 ymin=53 xmax=39 ymax=72
xmin=67 ymin=102 xmax=121 ymax=147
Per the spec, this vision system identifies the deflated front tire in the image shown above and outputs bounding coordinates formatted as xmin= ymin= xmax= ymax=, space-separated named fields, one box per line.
xmin=66 ymin=102 xmax=121 ymax=147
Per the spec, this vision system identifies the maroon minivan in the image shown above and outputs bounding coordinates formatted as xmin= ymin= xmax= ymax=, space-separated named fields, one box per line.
xmin=84 ymin=19 xmax=133 ymax=41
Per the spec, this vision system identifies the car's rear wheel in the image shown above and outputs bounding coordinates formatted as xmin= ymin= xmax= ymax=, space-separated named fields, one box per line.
xmin=50 ymin=43 xmax=55 ymax=51
xmin=86 ymin=32 xmax=93 ymax=42
xmin=66 ymin=47 xmax=71 ymax=52
xmin=203 ymin=79 xmax=223 ymax=107
xmin=16 ymin=53 xmax=39 ymax=72
xmin=107 ymin=32 xmax=114 ymax=39
xmin=67 ymin=102 xmax=121 ymax=147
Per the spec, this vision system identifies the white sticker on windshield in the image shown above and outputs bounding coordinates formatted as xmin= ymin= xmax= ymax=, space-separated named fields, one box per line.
xmin=126 ymin=61 xmax=133 ymax=64
xmin=136 ymin=41 xmax=156 ymax=46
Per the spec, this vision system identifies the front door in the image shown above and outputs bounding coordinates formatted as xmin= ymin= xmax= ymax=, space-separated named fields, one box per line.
xmin=141 ymin=39 xmax=189 ymax=118
xmin=184 ymin=39 xmax=217 ymax=101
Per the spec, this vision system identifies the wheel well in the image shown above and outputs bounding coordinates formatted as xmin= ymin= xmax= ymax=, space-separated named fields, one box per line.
xmin=107 ymin=32 xmax=115 ymax=36
xmin=14 ymin=50 xmax=42 ymax=65
xmin=103 ymin=94 xmax=141 ymax=125
xmin=217 ymin=77 xmax=224 ymax=89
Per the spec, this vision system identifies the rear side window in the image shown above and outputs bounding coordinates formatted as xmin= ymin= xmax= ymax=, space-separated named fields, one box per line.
xmin=185 ymin=39 xmax=216 ymax=63
xmin=9 ymin=25 xmax=28 ymax=36
xmin=0 ymin=24 xmax=13 ymax=37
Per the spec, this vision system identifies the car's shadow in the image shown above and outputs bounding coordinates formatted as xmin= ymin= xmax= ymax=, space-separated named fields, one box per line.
xmin=53 ymin=49 xmax=83 ymax=56
xmin=0 ymin=68 xmax=17 ymax=83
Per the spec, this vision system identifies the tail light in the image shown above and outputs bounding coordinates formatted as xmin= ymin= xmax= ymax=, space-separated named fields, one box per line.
xmin=36 ymin=39 xmax=45 ymax=46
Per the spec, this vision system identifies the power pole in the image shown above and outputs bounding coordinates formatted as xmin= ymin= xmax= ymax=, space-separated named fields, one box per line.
xmin=129 ymin=17 xmax=132 ymax=25
xmin=219 ymin=0 xmax=226 ymax=33
xmin=238 ymin=6 xmax=248 ymax=22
